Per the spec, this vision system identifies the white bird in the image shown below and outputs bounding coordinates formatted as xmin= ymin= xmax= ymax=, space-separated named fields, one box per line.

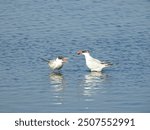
xmin=77 ymin=50 xmax=112 ymax=72
xmin=41 ymin=56 xmax=67 ymax=71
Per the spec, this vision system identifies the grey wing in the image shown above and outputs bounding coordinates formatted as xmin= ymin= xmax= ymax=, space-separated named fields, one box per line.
xmin=93 ymin=58 xmax=112 ymax=66
xmin=92 ymin=58 xmax=102 ymax=64
xmin=88 ymin=58 xmax=103 ymax=68
xmin=101 ymin=61 xmax=113 ymax=66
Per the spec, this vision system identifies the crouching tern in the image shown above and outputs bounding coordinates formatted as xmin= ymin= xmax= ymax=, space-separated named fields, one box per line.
xmin=77 ymin=50 xmax=112 ymax=72
xmin=41 ymin=56 xmax=67 ymax=71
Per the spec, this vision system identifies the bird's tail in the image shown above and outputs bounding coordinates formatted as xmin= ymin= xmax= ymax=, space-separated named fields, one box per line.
xmin=40 ymin=58 xmax=49 ymax=63
xmin=105 ymin=62 xmax=113 ymax=67
xmin=107 ymin=62 xmax=113 ymax=66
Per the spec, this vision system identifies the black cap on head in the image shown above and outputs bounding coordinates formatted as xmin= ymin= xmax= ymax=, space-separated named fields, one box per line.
xmin=77 ymin=50 xmax=90 ymax=55
xmin=82 ymin=50 xmax=89 ymax=53
xmin=58 ymin=56 xmax=64 ymax=59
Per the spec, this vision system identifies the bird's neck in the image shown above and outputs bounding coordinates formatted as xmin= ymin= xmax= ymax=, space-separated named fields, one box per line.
xmin=56 ymin=58 xmax=62 ymax=64
xmin=83 ymin=53 xmax=92 ymax=60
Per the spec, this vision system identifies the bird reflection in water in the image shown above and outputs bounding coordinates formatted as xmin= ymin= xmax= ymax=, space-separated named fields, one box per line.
xmin=49 ymin=72 xmax=65 ymax=92
xmin=82 ymin=72 xmax=107 ymax=98
xmin=49 ymin=72 xmax=65 ymax=105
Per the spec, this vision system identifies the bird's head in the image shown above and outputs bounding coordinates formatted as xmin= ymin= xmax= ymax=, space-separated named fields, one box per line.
xmin=77 ymin=50 xmax=90 ymax=55
xmin=57 ymin=56 xmax=68 ymax=63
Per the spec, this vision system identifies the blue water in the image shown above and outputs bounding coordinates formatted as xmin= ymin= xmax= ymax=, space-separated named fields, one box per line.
xmin=0 ymin=0 xmax=150 ymax=112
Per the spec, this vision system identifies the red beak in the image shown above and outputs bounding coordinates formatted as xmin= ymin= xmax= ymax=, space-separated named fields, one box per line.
xmin=62 ymin=57 xmax=68 ymax=63
xmin=77 ymin=50 xmax=82 ymax=55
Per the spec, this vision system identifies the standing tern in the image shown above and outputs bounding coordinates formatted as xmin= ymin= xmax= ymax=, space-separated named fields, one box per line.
xmin=41 ymin=56 xmax=67 ymax=71
xmin=77 ymin=50 xmax=112 ymax=72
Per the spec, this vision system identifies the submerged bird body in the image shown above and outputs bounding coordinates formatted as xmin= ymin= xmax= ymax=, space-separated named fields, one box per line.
xmin=77 ymin=50 xmax=112 ymax=72
xmin=41 ymin=56 xmax=67 ymax=71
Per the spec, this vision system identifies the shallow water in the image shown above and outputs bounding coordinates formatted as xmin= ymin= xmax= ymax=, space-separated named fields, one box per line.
xmin=0 ymin=0 xmax=150 ymax=112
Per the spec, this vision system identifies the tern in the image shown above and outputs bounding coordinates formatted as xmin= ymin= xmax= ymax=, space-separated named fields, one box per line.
xmin=41 ymin=56 xmax=67 ymax=71
xmin=77 ymin=50 xmax=112 ymax=72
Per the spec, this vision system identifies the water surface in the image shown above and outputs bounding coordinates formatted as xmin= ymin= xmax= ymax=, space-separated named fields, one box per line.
xmin=0 ymin=0 xmax=150 ymax=112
